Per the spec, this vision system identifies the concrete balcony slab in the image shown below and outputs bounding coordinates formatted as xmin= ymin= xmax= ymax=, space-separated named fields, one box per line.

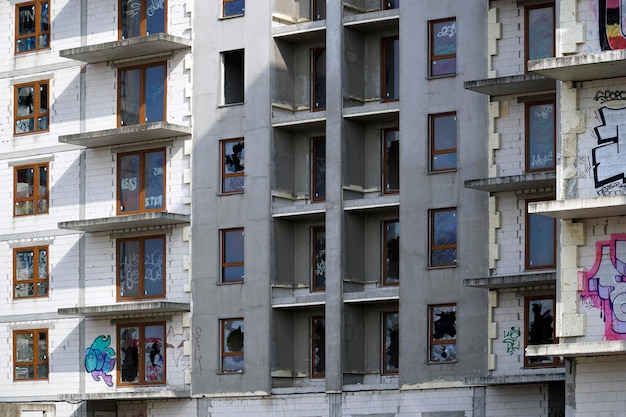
xmin=465 ymin=171 xmax=556 ymax=193
xmin=58 ymin=212 xmax=190 ymax=232
xmin=464 ymin=372 xmax=565 ymax=386
xmin=59 ymin=122 xmax=191 ymax=148
xmin=59 ymin=387 xmax=191 ymax=401
xmin=527 ymin=340 xmax=626 ymax=357
xmin=464 ymin=73 xmax=556 ymax=96
xmin=464 ymin=271 xmax=556 ymax=289
xmin=58 ymin=301 xmax=190 ymax=318
xmin=528 ymin=49 xmax=626 ymax=82
xmin=529 ymin=195 xmax=626 ymax=219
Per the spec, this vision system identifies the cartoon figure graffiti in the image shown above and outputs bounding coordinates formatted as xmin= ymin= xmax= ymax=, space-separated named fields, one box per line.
xmin=580 ymin=234 xmax=626 ymax=340
xmin=85 ymin=335 xmax=116 ymax=387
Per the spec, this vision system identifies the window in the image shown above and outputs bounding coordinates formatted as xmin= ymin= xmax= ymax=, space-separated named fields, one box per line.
xmin=223 ymin=0 xmax=245 ymax=18
xmin=117 ymin=148 xmax=166 ymax=214
xmin=120 ymin=0 xmax=166 ymax=39
xmin=311 ymin=316 xmax=325 ymax=377
xmin=14 ymin=246 xmax=48 ymax=299
xmin=525 ymin=200 xmax=556 ymax=270
xmin=383 ymin=0 xmax=399 ymax=9
xmin=526 ymin=100 xmax=555 ymax=172
xmin=221 ymin=138 xmax=245 ymax=193
xmin=118 ymin=62 xmax=166 ymax=126
xmin=525 ymin=4 xmax=554 ymax=69
xmin=118 ymin=236 xmax=165 ymax=300
xmin=222 ymin=228 xmax=244 ymax=283
xmin=383 ymin=220 xmax=399 ymax=285
xmin=430 ymin=18 xmax=457 ymax=77
xmin=430 ymin=112 xmax=457 ymax=172
xmin=221 ymin=318 xmax=244 ymax=372
xmin=429 ymin=304 xmax=456 ymax=362
xmin=14 ymin=163 xmax=48 ymax=216
xmin=15 ymin=81 xmax=49 ymax=135
xmin=14 ymin=329 xmax=48 ymax=380
xmin=525 ymin=296 xmax=560 ymax=367
xmin=118 ymin=323 xmax=165 ymax=384
xmin=311 ymin=136 xmax=326 ymax=202
xmin=15 ymin=0 xmax=50 ymax=53
xmin=312 ymin=0 xmax=326 ymax=20
xmin=311 ymin=226 xmax=326 ymax=291
xmin=383 ymin=128 xmax=399 ymax=193
xmin=429 ymin=208 xmax=457 ymax=267
xmin=382 ymin=312 xmax=399 ymax=373
xmin=222 ymin=49 xmax=244 ymax=105
xmin=312 ymin=48 xmax=326 ymax=111
xmin=381 ymin=37 xmax=399 ymax=101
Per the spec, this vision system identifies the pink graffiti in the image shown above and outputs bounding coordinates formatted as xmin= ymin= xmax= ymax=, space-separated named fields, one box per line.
xmin=580 ymin=233 xmax=626 ymax=340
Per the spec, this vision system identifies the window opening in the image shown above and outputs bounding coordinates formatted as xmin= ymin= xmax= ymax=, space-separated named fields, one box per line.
xmin=382 ymin=312 xmax=399 ymax=373
xmin=118 ymin=236 xmax=165 ymax=300
xmin=15 ymin=81 xmax=49 ymax=135
xmin=222 ymin=49 xmax=244 ymax=105
xmin=525 ymin=296 xmax=561 ymax=367
xmin=14 ymin=246 xmax=48 ymax=298
xmin=429 ymin=304 xmax=456 ymax=362
xmin=383 ymin=128 xmax=399 ymax=193
xmin=383 ymin=220 xmax=400 ymax=285
xmin=223 ymin=0 xmax=245 ymax=18
xmin=312 ymin=48 xmax=326 ymax=111
xmin=221 ymin=318 xmax=244 ymax=372
xmin=311 ymin=316 xmax=325 ymax=377
xmin=15 ymin=0 xmax=50 ymax=53
xmin=430 ymin=112 xmax=457 ymax=172
xmin=118 ymin=323 xmax=166 ymax=384
xmin=382 ymin=37 xmax=399 ymax=101
xmin=14 ymin=163 xmax=48 ymax=216
xmin=14 ymin=329 xmax=48 ymax=380
xmin=117 ymin=148 xmax=166 ymax=214
xmin=430 ymin=18 xmax=456 ymax=77
xmin=525 ymin=199 xmax=556 ymax=270
xmin=222 ymin=138 xmax=245 ymax=193
xmin=119 ymin=62 xmax=166 ymax=126
xmin=120 ymin=0 xmax=166 ymax=39
xmin=222 ymin=228 xmax=244 ymax=283
xmin=311 ymin=226 xmax=326 ymax=291
xmin=526 ymin=100 xmax=555 ymax=172
xmin=311 ymin=136 xmax=326 ymax=202
xmin=429 ymin=208 xmax=457 ymax=267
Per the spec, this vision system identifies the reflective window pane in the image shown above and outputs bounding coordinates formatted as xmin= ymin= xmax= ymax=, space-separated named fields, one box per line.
xmin=121 ymin=0 xmax=142 ymax=38
xmin=119 ymin=154 xmax=141 ymax=212
xmin=313 ymin=49 xmax=326 ymax=110
xmin=527 ymin=6 xmax=554 ymax=61
xmin=527 ymin=102 xmax=555 ymax=171
xmin=144 ymin=150 xmax=165 ymax=210
xmin=119 ymin=326 xmax=140 ymax=383
xmin=119 ymin=240 xmax=140 ymax=299
xmin=143 ymin=237 xmax=164 ymax=296
xmin=120 ymin=68 xmax=141 ymax=125
xmin=223 ymin=0 xmax=245 ymax=17
xmin=384 ymin=221 xmax=400 ymax=284
xmin=145 ymin=65 xmax=165 ymax=123
xmin=384 ymin=129 xmax=400 ymax=192
xmin=144 ymin=325 xmax=165 ymax=382
xmin=312 ymin=137 xmax=326 ymax=201
xmin=383 ymin=38 xmax=399 ymax=100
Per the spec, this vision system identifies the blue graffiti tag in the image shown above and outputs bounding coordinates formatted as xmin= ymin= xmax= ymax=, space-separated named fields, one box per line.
xmin=85 ymin=335 xmax=116 ymax=387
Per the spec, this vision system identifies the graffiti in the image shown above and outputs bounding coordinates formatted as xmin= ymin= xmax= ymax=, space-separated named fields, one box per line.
xmin=437 ymin=21 xmax=456 ymax=38
xmin=147 ymin=0 xmax=165 ymax=17
xmin=600 ymin=0 xmax=626 ymax=50
xmin=580 ymin=233 xmax=626 ymax=340
xmin=85 ymin=335 xmax=116 ymax=387
xmin=165 ymin=325 xmax=190 ymax=369
xmin=594 ymin=90 xmax=626 ymax=103
xmin=193 ymin=327 xmax=203 ymax=373
xmin=502 ymin=327 xmax=521 ymax=355
xmin=591 ymin=106 xmax=626 ymax=193
xmin=124 ymin=0 xmax=141 ymax=18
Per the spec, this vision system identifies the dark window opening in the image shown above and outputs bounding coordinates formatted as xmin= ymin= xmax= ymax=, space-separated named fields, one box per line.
xmin=383 ymin=128 xmax=399 ymax=193
xmin=430 ymin=208 xmax=457 ymax=267
xmin=430 ymin=18 xmax=457 ymax=77
xmin=311 ymin=226 xmax=326 ymax=291
xmin=525 ymin=296 xmax=561 ymax=367
xmin=383 ymin=312 xmax=399 ymax=373
xmin=311 ymin=316 xmax=325 ymax=377
xmin=312 ymin=136 xmax=326 ymax=201
xmin=222 ymin=49 xmax=244 ymax=105
xmin=430 ymin=112 xmax=457 ymax=172
xmin=429 ymin=304 xmax=456 ymax=362
xmin=383 ymin=0 xmax=399 ymax=9
xmin=382 ymin=37 xmax=399 ymax=101
xmin=222 ymin=228 xmax=244 ymax=283
xmin=312 ymin=0 xmax=326 ymax=20
xmin=312 ymin=48 xmax=326 ymax=110
xmin=221 ymin=318 xmax=244 ymax=372
xmin=222 ymin=138 xmax=245 ymax=193
xmin=383 ymin=220 xmax=399 ymax=285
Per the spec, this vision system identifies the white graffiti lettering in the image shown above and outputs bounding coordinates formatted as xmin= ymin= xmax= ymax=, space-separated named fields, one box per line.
xmin=153 ymin=167 xmax=163 ymax=176
xmin=437 ymin=22 xmax=456 ymax=38
xmin=592 ymin=107 xmax=626 ymax=190
xmin=121 ymin=177 xmax=138 ymax=191
xmin=125 ymin=0 xmax=141 ymax=17
xmin=147 ymin=0 xmax=165 ymax=17
xmin=145 ymin=195 xmax=163 ymax=208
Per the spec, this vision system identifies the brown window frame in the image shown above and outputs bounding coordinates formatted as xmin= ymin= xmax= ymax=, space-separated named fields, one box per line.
xmin=429 ymin=112 xmax=457 ymax=172
xmin=117 ymin=322 xmax=166 ymax=385
xmin=382 ymin=311 xmax=399 ymax=374
xmin=222 ymin=0 xmax=245 ymax=18
xmin=524 ymin=295 xmax=561 ymax=368
xmin=429 ymin=207 xmax=457 ymax=267
xmin=312 ymin=48 xmax=326 ymax=111
xmin=14 ymin=163 xmax=49 ymax=217
xmin=381 ymin=36 xmax=399 ymax=102
xmin=221 ymin=138 xmax=245 ymax=194
xmin=221 ymin=228 xmax=244 ymax=283
xmin=15 ymin=0 xmax=50 ymax=54
xmin=14 ymin=246 xmax=48 ymax=299
xmin=119 ymin=0 xmax=168 ymax=39
xmin=220 ymin=318 xmax=245 ymax=372
xmin=311 ymin=316 xmax=325 ymax=378
xmin=117 ymin=235 xmax=166 ymax=301
xmin=382 ymin=128 xmax=399 ymax=194
xmin=311 ymin=136 xmax=326 ymax=202
xmin=525 ymin=199 xmax=556 ymax=270
xmin=117 ymin=147 xmax=166 ymax=215
xmin=311 ymin=226 xmax=326 ymax=291
xmin=13 ymin=329 xmax=48 ymax=381
xmin=428 ymin=303 xmax=457 ymax=363
xmin=118 ymin=61 xmax=167 ymax=127
xmin=524 ymin=4 xmax=555 ymax=72
xmin=429 ymin=17 xmax=457 ymax=77
xmin=14 ymin=80 xmax=49 ymax=135
xmin=525 ymin=99 xmax=556 ymax=172
xmin=382 ymin=219 xmax=400 ymax=286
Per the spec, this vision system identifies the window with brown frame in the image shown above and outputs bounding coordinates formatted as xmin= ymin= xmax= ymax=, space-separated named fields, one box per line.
xmin=311 ymin=316 xmax=325 ymax=378
xmin=117 ymin=148 xmax=166 ymax=214
xmin=525 ymin=295 xmax=561 ymax=367
xmin=312 ymin=48 xmax=326 ymax=111
xmin=383 ymin=220 xmax=399 ymax=286
xmin=312 ymin=0 xmax=326 ymax=20
xmin=525 ymin=199 xmax=556 ymax=270
xmin=222 ymin=228 xmax=244 ymax=283
xmin=223 ymin=0 xmax=245 ymax=18
xmin=15 ymin=80 xmax=49 ymax=135
xmin=525 ymin=100 xmax=555 ymax=172
xmin=429 ymin=304 xmax=456 ymax=362
xmin=430 ymin=112 xmax=457 ymax=172
xmin=118 ymin=322 xmax=166 ymax=384
xmin=525 ymin=4 xmax=554 ymax=70
xmin=118 ymin=62 xmax=166 ymax=127
xmin=15 ymin=0 xmax=50 ymax=54
xmin=381 ymin=36 xmax=399 ymax=101
xmin=14 ymin=163 xmax=48 ymax=216
xmin=311 ymin=226 xmax=326 ymax=291
xmin=382 ymin=128 xmax=399 ymax=193
xmin=14 ymin=329 xmax=48 ymax=380
xmin=221 ymin=318 xmax=244 ymax=372
xmin=429 ymin=208 xmax=457 ymax=267
xmin=221 ymin=138 xmax=245 ymax=193
xmin=429 ymin=18 xmax=457 ymax=77
xmin=382 ymin=0 xmax=399 ymax=9
xmin=222 ymin=49 xmax=245 ymax=105
xmin=14 ymin=246 xmax=48 ymax=299
xmin=382 ymin=311 xmax=399 ymax=373
xmin=311 ymin=136 xmax=326 ymax=202
xmin=119 ymin=0 xmax=166 ymax=39
xmin=118 ymin=235 xmax=165 ymax=301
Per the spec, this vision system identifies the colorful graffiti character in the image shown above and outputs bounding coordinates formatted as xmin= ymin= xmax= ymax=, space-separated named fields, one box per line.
xmin=580 ymin=234 xmax=626 ymax=340
xmin=592 ymin=106 xmax=626 ymax=193
xmin=600 ymin=0 xmax=626 ymax=51
xmin=85 ymin=335 xmax=116 ymax=386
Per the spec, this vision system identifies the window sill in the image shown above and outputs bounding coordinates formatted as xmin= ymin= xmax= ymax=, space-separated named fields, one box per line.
xmin=218 ymin=102 xmax=245 ymax=108
xmin=217 ymin=280 xmax=244 ymax=286
xmin=428 ymin=169 xmax=457 ymax=175
xmin=219 ymin=14 xmax=245 ymax=20
xmin=427 ymin=359 xmax=457 ymax=365
xmin=428 ymin=73 xmax=457 ymax=80
xmin=217 ymin=370 xmax=245 ymax=375
xmin=217 ymin=191 xmax=244 ymax=196
xmin=426 ymin=264 xmax=458 ymax=270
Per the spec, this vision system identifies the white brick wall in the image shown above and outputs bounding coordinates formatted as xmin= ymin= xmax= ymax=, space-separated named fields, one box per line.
xmin=486 ymin=384 xmax=549 ymax=417
xmin=575 ymin=355 xmax=626 ymax=417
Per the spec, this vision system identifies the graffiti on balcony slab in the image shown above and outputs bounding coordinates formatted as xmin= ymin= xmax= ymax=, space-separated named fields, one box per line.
xmin=594 ymin=90 xmax=626 ymax=103
xmin=85 ymin=335 xmax=116 ymax=387
xmin=600 ymin=0 xmax=626 ymax=50
xmin=592 ymin=106 xmax=626 ymax=195
xmin=580 ymin=234 xmax=626 ymax=340
xmin=502 ymin=326 xmax=521 ymax=355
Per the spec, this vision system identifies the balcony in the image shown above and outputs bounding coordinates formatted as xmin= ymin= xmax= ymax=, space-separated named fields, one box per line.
xmin=529 ymin=195 xmax=626 ymax=219
xmin=59 ymin=122 xmax=191 ymax=148
xmin=464 ymin=73 xmax=556 ymax=96
xmin=465 ymin=171 xmax=556 ymax=193
xmin=528 ymin=49 xmax=626 ymax=82
xmin=464 ymin=271 xmax=556 ymax=289
xmin=58 ymin=301 xmax=190 ymax=318
xmin=58 ymin=212 xmax=191 ymax=233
